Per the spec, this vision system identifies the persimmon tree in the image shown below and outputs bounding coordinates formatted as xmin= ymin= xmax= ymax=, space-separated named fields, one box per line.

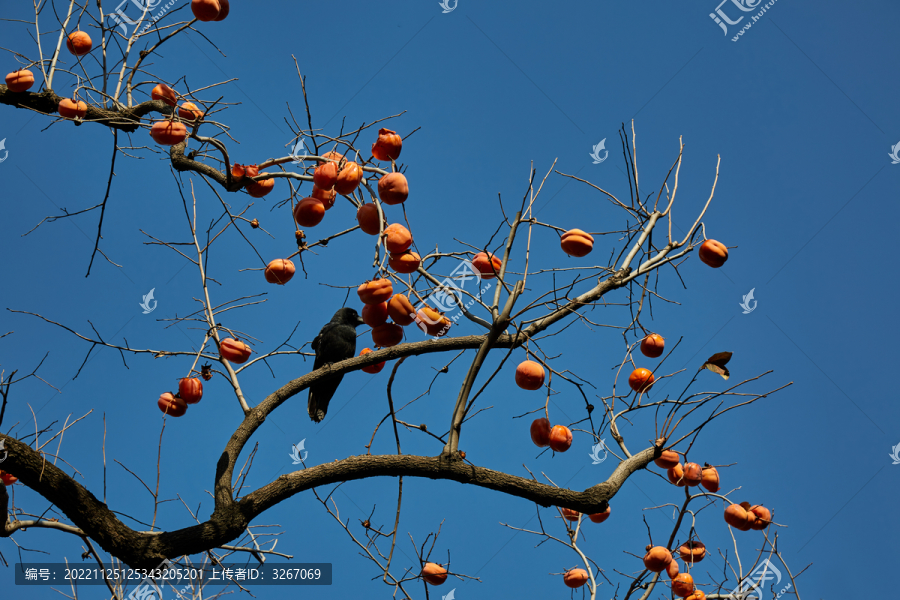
xmin=0 ymin=2 xmax=807 ymax=599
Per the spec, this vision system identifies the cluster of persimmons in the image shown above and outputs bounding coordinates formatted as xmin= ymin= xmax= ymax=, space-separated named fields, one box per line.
xmin=630 ymin=454 xmax=772 ymax=598
xmin=5 ymin=0 xmax=229 ymax=120
xmin=555 ymin=446 xmax=771 ymax=595
xmin=2 ymin=0 xmax=735 ymax=421
xmin=4 ymin=13 xmax=748 ymax=593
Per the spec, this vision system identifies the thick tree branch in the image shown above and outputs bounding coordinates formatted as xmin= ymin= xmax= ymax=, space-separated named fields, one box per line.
xmin=242 ymin=447 xmax=655 ymax=520
xmin=0 ymin=432 xmax=655 ymax=570
xmin=0 ymin=86 xmax=172 ymax=131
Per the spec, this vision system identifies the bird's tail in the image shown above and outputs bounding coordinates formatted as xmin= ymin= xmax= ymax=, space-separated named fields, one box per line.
xmin=308 ymin=391 xmax=326 ymax=423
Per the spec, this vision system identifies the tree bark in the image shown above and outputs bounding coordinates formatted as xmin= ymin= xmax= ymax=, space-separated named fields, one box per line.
xmin=0 ymin=433 xmax=655 ymax=569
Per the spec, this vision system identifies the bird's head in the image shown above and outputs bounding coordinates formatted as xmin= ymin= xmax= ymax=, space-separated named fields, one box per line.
xmin=333 ymin=307 xmax=365 ymax=328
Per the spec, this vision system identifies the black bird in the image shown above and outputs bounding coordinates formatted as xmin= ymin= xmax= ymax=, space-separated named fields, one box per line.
xmin=307 ymin=307 xmax=366 ymax=422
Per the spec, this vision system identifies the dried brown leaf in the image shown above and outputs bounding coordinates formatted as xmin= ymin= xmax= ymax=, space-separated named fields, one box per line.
xmin=701 ymin=352 xmax=733 ymax=380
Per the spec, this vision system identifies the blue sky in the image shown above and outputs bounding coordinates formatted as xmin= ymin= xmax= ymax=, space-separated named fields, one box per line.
xmin=1 ymin=0 xmax=897 ymax=598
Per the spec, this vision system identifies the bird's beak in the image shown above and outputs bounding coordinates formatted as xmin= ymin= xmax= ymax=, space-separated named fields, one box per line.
xmin=357 ymin=315 xmax=366 ymax=326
